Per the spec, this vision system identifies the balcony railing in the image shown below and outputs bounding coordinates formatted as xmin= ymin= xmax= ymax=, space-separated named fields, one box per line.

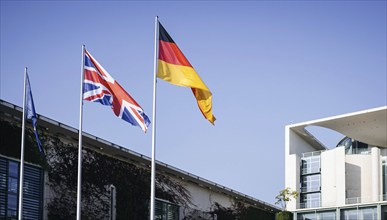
xmin=346 ymin=194 xmax=387 ymax=205
xmin=301 ymin=167 xmax=320 ymax=175
xmin=297 ymin=195 xmax=387 ymax=209
xmin=300 ymin=186 xmax=320 ymax=193
xmin=298 ymin=201 xmax=321 ymax=209
xmin=301 ymin=151 xmax=321 ymax=158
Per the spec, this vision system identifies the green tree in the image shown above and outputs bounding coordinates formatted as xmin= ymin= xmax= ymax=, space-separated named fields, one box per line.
xmin=275 ymin=188 xmax=298 ymax=220
xmin=275 ymin=187 xmax=298 ymax=210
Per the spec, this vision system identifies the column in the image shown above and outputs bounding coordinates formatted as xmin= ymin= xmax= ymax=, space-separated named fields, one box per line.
xmin=371 ymin=146 xmax=380 ymax=202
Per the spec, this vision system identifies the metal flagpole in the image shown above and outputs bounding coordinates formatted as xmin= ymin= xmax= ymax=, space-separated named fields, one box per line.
xmin=18 ymin=67 xmax=28 ymax=220
xmin=76 ymin=45 xmax=85 ymax=220
xmin=150 ymin=16 xmax=159 ymax=220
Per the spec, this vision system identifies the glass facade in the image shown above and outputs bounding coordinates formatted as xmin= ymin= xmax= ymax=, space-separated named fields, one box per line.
xmin=301 ymin=175 xmax=321 ymax=193
xmin=337 ymin=137 xmax=370 ymax=155
xmin=300 ymin=152 xmax=321 ymax=209
xmin=298 ymin=210 xmax=336 ymax=220
xmin=300 ymin=193 xmax=321 ymax=209
xmin=6 ymin=161 xmax=18 ymax=218
xmin=301 ymin=155 xmax=320 ymax=175
xmin=383 ymin=158 xmax=387 ymax=198
xmin=155 ymin=199 xmax=179 ymax=220
xmin=340 ymin=207 xmax=377 ymax=220
xmin=0 ymin=157 xmax=43 ymax=220
xmin=382 ymin=205 xmax=387 ymax=220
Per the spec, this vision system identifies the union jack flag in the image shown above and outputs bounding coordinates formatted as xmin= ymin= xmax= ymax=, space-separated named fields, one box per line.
xmin=83 ymin=49 xmax=151 ymax=132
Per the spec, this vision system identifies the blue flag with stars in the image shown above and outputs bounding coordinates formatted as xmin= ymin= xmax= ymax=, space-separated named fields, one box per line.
xmin=26 ymin=73 xmax=45 ymax=156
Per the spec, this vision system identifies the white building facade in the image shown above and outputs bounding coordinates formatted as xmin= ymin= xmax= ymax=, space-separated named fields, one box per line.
xmin=285 ymin=107 xmax=387 ymax=220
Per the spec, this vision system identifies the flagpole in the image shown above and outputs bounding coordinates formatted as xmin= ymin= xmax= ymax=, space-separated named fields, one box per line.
xmin=76 ymin=45 xmax=85 ymax=220
xmin=18 ymin=67 xmax=28 ymax=220
xmin=150 ymin=16 xmax=159 ymax=220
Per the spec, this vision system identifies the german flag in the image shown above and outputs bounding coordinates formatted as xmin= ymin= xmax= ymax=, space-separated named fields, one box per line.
xmin=157 ymin=22 xmax=216 ymax=125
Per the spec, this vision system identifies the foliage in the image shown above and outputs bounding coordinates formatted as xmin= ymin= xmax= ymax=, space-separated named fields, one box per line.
xmin=1 ymin=119 xmax=278 ymax=219
xmin=0 ymin=119 xmax=46 ymax=166
xmin=276 ymin=211 xmax=293 ymax=220
xmin=1 ymin=119 xmax=191 ymax=219
xmin=207 ymin=202 xmax=276 ymax=220
xmin=45 ymin=136 xmax=192 ymax=219
xmin=275 ymin=187 xmax=298 ymax=211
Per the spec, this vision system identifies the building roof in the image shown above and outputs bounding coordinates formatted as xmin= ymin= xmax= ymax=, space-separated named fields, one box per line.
xmin=0 ymin=99 xmax=280 ymax=213
xmin=287 ymin=106 xmax=387 ymax=149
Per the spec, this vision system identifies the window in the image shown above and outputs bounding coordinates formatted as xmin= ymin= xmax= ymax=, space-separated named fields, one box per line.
xmin=301 ymin=175 xmax=321 ymax=193
xmin=301 ymin=156 xmax=320 ymax=175
xmin=300 ymin=193 xmax=320 ymax=208
xmin=7 ymin=161 xmax=18 ymax=218
xmin=320 ymin=211 xmax=336 ymax=220
xmin=297 ymin=211 xmax=335 ymax=220
xmin=300 ymin=153 xmax=321 ymax=209
xmin=383 ymin=158 xmax=387 ymax=198
xmin=298 ymin=212 xmax=316 ymax=220
xmin=337 ymin=137 xmax=370 ymax=155
xmin=0 ymin=158 xmax=6 ymax=217
xmin=382 ymin=205 xmax=387 ymax=220
xmin=340 ymin=207 xmax=377 ymax=220
xmin=0 ymin=157 xmax=43 ymax=220
xmin=155 ymin=199 xmax=179 ymax=220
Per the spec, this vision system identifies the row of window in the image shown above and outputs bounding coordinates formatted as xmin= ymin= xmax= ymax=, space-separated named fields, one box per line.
xmin=0 ymin=157 xmax=43 ymax=220
xmin=337 ymin=137 xmax=370 ymax=155
xmin=155 ymin=199 xmax=180 ymax=220
xmin=300 ymin=154 xmax=321 ymax=209
xmin=301 ymin=155 xmax=320 ymax=175
xmin=297 ymin=206 xmax=379 ymax=220
xmin=300 ymin=147 xmax=387 ymax=210
xmin=0 ymin=156 xmax=181 ymax=220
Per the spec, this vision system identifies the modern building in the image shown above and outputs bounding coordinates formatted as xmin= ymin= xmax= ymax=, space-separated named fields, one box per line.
xmin=285 ymin=106 xmax=387 ymax=220
xmin=0 ymin=99 xmax=280 ymax=220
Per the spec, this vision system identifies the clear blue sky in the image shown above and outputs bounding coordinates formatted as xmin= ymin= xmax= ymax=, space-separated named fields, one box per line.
xmin=1 ymin=1 xmax=386 ymax=206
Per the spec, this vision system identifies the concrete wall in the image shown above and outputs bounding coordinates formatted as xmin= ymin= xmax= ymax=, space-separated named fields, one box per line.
xmin=371 ymin=146 xmax=381 ymax=202
xmin=182 ymin=181 xmax=234 ymax=213
xmin=345 ymin=154 xmax=372 ymax=203
xmin=285 ymin=127 xmax=317 ymax=211
xmin=285 ymin=154 xmax=300 ymax=211
xmin=320 ymin=146 xmax=345 ymax=207
xmin=286 ymin=127 xmax=318 ymax=156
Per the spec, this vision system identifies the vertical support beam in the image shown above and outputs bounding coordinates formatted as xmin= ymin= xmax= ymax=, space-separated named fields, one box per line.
xmin=371 ymin=146 xmax=380 ymax=202
xmin=377 ymin=204 xmax=382 ymax=220
xmin=336 ymin=207 xmax=341 ymax=220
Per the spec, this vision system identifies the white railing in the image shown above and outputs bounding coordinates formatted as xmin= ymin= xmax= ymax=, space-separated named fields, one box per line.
xmin=301 ymin=151 xmax=321 ymax=158
xmin=345 ymin=194 xmax=387 ymax=205
xmin=301 ymin=167 xmax=320 ymax=175
xmin=298 ymin=201 xmax=320 ymax=209
xmin=300 ymin=186 xmax=320 ymax=193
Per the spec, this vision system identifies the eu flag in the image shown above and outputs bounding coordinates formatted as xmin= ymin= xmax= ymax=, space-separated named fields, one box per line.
xmin=25 ymin=73 xmax=44 ymax=156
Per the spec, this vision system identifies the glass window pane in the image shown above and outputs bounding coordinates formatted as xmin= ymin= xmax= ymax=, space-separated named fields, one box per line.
xmin=0 ymin=158 xmax=43 ymax=220
xmin=300 ymin=193 xmax=320 ymax=208
xmin=7 ymin=194 xmax=17 ymax=218
xmin=320 ymin=211 xmax=336 ymax=220
xmin=341 ymin=209 xmax=358 ymax=220
xmin=360 ymin=207 xmax=376 ymax=220
xmin=8 ymin=177 xmax=18 ymax=193
xmin=298 ymin=212 xmax=316 ymax=220
xmin=8 ymin=162 xmax=18 ymax=178
xmin=301 ymin=174 xmax=320 ymax=192
xmin=155 ymin=200 xmax=179 ymax=220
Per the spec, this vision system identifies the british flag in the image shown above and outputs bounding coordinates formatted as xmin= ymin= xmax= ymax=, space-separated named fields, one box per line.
xmin=83 ymin=49 xmax=151 ymax=132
